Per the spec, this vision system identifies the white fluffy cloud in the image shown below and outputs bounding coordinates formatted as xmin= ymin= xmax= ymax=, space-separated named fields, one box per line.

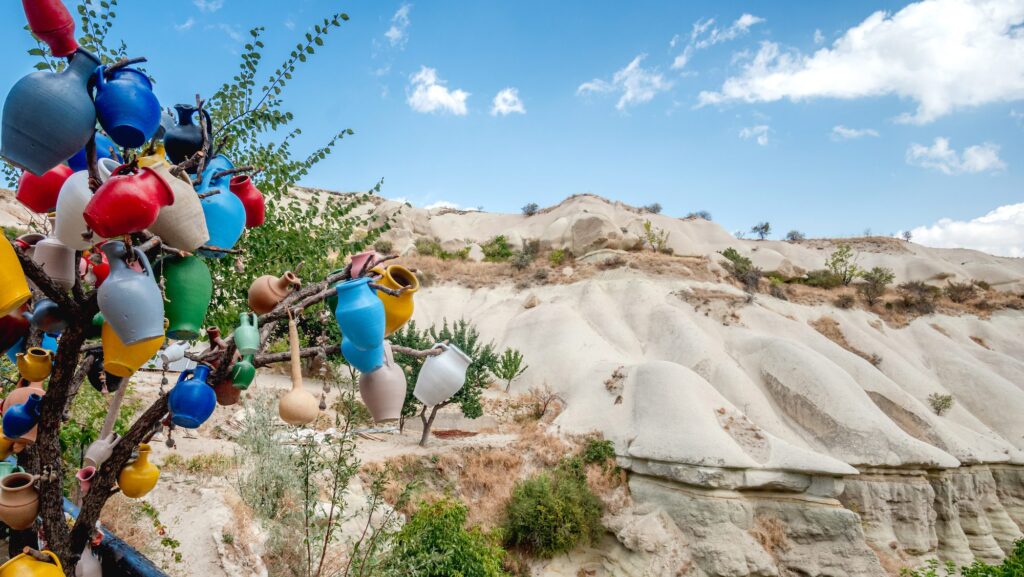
xmin=491 ymin=88 xmax=525 ymax=116
xmin=424 ymin=200 xmax=479 ymax=211
xmin=906 ymin=137 xmax=1006 ymax=174
xmin=175 ymin=17 xmax=195 ymax=32
xmin=193 ymin=0 xmax=223 ymax=13
xmin=672 ymin=13 xmax=764 ymax=70
xmin=831 ymin=125 xmax=879 ymax=140
xmin=385 ymin=4 xmax=412 ymax=48
xmin=407 ymin=67 xmax=469 ymax=115
xmin=739 ymin=124 xmax=770 ymax=145
xmin=903 ymin=203 xmax=1024 ymax=257
xmin=578 ymin=55 xmax=673 ymax=110
xmin=699 ymin=0 xmax=1024 ymax=124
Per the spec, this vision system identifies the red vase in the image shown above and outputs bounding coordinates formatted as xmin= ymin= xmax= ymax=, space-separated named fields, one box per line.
xmin=0 ymin=310 xmax=30 ymax=354
xmin=83 ymin=166 xmax=175 ymax=238
xmin=79 ymin=248 xmax=110 ymax=287
xmin=16 ymin=165 xmax=72 ymax=213
xmin=229 ymin=175 xmax=265 ymax=228
xmin=22 ymin=0 xmax=79 ymax=58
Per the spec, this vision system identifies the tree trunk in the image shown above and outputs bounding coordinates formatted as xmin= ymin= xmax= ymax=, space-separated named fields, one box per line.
xmin=418 ymin=405 xmax=440 ymax=447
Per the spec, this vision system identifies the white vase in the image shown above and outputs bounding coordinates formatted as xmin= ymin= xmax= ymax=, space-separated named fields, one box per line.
xmin=75 ymin=545 xmax=102 ymax=577
xmin=147 ymin=160 xmax=209 ymax=251
xmin=53 ymin=158 xmax=118 ymax=250
xmin=159 ymin=341 xmax=189 ymax=367
xmin=413 ymin=342 xmax=471 ymax=406
xmin=359 ymin=342 xmax=407 ymax=423
xmin=31 ymin=235 xmax=76 ymax=289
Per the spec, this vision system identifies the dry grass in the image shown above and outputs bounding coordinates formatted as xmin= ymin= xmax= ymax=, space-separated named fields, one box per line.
xmin=514 ymin=422 xmax=572 ymax=468
xmin=749 ymin=515 xmax=791 ymax=555
xmin=99 ymin=495 xmax=156 ymax=555
xmin=160 ymin=452 xmax=234 ymax=478
xmin=438 ymin=449 xmax=523 ymax=527
xmin=970 ymin=335 xmax=991 ymax=349
xmin=809 ymin=316 xmax=882 ymax=367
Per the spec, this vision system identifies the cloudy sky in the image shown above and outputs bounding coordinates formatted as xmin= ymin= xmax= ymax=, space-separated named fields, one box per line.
xmin=1 ymin=0 xmax=1022 ymax=256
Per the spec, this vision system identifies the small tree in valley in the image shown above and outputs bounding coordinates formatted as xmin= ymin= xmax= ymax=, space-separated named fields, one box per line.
xmin=751 ymin=222 xmax=771 ymax=240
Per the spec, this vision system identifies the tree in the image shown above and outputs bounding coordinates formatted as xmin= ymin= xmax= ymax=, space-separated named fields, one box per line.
xmin=858 ymin=266 xmax=895 ymax=305
xmin=785 ymin=230 xmax=806 ymax=241
xmin=825 ymin=244 xmax=862 ymax=286
xmin=642 ymin=203 xmax=662 ymax=214
xmin=521 ymin=203 xmax=539 ymax=216
xmin=642 ymin=220 xmax=670 ymax=253
xmin=494 ymin=348 xmax=528 ymax=393
xmin=751 ymin=222 xmax=771 ymax=240
xmin=902 ymin=230 xmax=913 ymax=242
xmin=684 ymin=210 xmax=712 ymax=220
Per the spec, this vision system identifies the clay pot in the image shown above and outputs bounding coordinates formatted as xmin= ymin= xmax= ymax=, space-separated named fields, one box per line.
xmin=159 ymin=256 xmax=212 ymax=340
xmin=146 ymin=160 xmax=209 ymax=251
xmin=76 ymin=466 xmax=96 ymax=495
xmin=0 ymin=549 xmax=63 ymax=577
xmin=279 ymin=313 xmax=319 ymax=426
xmin=24 ymin=299 xmax=67 ymax=333
xmin=0 ymin=312 xmax=30 ymax=355
xmin=333 ymin=277 xmax=385 ymax=352
xmin=22 ymin=0 xmax=79 ymax=57
xmin=229 ymin=175 xmax=266 ymax=228
xmin=230 ymin=355 xmax=256 ymax=390
xmin=84 ymin=165 xmax=175 ymax=238
xmin=2 ymin=385 xmax=45 ymax=415
xmin=159 ymin=341 xmax=189 ymax=367
xmin=83 ymin=435 xmax=116 ymax=469
xmin=31 ymin=236 xmax=76 ymax=290
xmin=15 ymin=348 xmax=52 ymax=382
xmin=214 ymin=378 xmax=242 ymax=406
xmin=370 ymin=264 xmax=420 ymax=336
xmin=0 ymin=241 xmax=31 ymax=318
xmin=0 ymin=472 xmax=39 ymax=530
xmin=168 ymin=364 xmax=216 ymax=428
xmin=248 ymin=271 xmax=300 ymax=314
xmin=53 ymin=158 xmax=119 ymax=250
xmin=118 ymin=443 xmax=159 ymax=498
xmin=97 ymin=241 xmax=165 ymax=345
xmin=16 ymin=164 xmax=72 ymax=213
xmin=413 ymin=343 xmax=472 ymax=406
xmin=358 ymin=343 xmax=407 ymax=423
xmin=341 ymin=337 xmax=384 ymax=374
xmin=197 ymin=155 xmax=245 ymax=257
xmin=75 ymin=545 xmax=101 ymax=577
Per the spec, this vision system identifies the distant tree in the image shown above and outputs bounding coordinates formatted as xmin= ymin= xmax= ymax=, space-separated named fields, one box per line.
xmin=495 ymin=348 xmax=528 ymax=392
xmin=751 ymin=222 xmax=772 ymax=240
xmin=863 ymin=228 xmax=872 ymax=237
xmin=785 ymin=230 xmax=806 ymax=242
xmin=522 ymin=203 xmax=539 ymax=216
xmin=826 ymin=244 xmax=863 ymax=286
xmin=902 ymin=230 xmax=913 ymax=242
xmin=685 ymin=210 xmax=712 ymax=220
xmin=642 ymin=203 xmax=663 ymax=214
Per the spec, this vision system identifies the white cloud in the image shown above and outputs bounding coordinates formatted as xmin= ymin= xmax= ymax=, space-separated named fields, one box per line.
xmin=902 ymin=203 xmax=1024 ymax=257
xmin=906 ymin=137 xmax=1006 ymax=174
xmin=577 ymin=54 xmax=673 ymax=110
xmin=424 ymin=200 xmax=479 ymax=211
xmin=175 ymin=17 xmax=195 ymax=32
xmin=672 ymin=13 xmax=764 ymax=70
xmin=407 ymin=66 xmax=469 ymax=115
xmin=284 ymin=19 xmax=295 ymax=31
xmin=739 ymin=124 xmax=770 ymax=145
xmin=699 ymin=0 xmax=1024 ymax=124
xmin=831 ymin=125 xmax=879 ymax=140
xmin=491 ymin=88 xmax=526 ymax=116
xmin=193 ymin=0 xmax=223 ymax=13
xmin=813 ymin=29 xmax=825 ymax=45
xmin=385 ymin=4 xmax=412 ymax=48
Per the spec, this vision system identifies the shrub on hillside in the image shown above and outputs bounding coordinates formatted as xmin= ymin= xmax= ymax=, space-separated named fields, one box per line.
xmin=858 ymin=266 xmax=895 ymax=305
xmin=900 ymin=539 xmax=1024 ymax=576
xmin=642 ymin=202 xmax=662 ymax=214
xmin=482 ymin=236 xmax=515 ymax=262
xmin=414 ymin=237 xmax=469 ymax=260
xmin=944 ymin=280 xmax=977 ymax=304
xmin=804 ymin=269 xmax=844 ymax=289
xmin=548 ymin=249 xmax=568 ymax=266
xmin=522 ymin=203 xmax=539 ymax=216
xmin=826 ymin=244 xmax=862 ymax=286
xmin=720 ymin=247 xmax=763 ymax=292
xmin=373 ymin=239 xmax=394 ymax=254
xmin=898 ymin=281 xmax=940 ymax=314
xmin=751 ymin=221 xmax=771 ymax=240
xmin=928 ymin=393 xmax=954 ymax=416
xmin=834 ymin=293 xmax=856 ymax=309
xmin=581 ymin=439 xmax=616 ymax=465
xmin=685 ymin=210 xmax=712 ymax=220
xmin=785 ymin=230 xmax=806 ymax=241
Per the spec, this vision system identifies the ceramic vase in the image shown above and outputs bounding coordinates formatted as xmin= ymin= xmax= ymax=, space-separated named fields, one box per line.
xmin=334 ymin=278 xmax=385 ymax=351
xmin=370 ymin=264 xmax=420 ymax=336
xmin=76 ymin=466 xmax=95 ymax=495
xmin=84 ymin=165 xmax=175 ymax=238
xmin=1 ymin=49 xmax=99 ymax=175
xmin=146 ymin=160 xmax=209 ymax=251
xmin=358 ymin=342 xmax=407 ymax=423
xmin=16 ymin=164 xmax=72 ymax=213
xmin=159 ymin=341 xmax=189 ymax=367
xmin=341 ymin=337 xmax=384 ymax=374
xmin=0 ymin=550 xmax=62 ymax=577
xmin=214 ymin=378 xmax=242 ymax=406
xmin=98 ymin=241 xmax=165 ymax=345
xmin=67 ymin=132 xmax=122 ymax=172
xmin=118 ymin=443 xmax=159 ymax=498
xmin=160 ymin=256 xmax=212 ymax=340
xmin=0 ymin=472 xmax=39 ymax=530
xmin=247 ymin=271 xmax=300 ymax=314
xmin=24 ymin=299 xmax=67 ymax=333
xmin=279 ymin=314 xmax=319 ymax=426
xmin=169 ymin=364 xmax=216 ymax=428
xmin=197 ymin=155 xmax=245 ymax=257
xmin=230 ymin=355 xmax=256 ymax=390
xmin=2 ymin=394 xmax=42 ymax=441
xmin=22 ymin=0 xmax=79 ymax=57
xmin=0 ymin=312 xmax=30 ymax=355
xmin=94 ymin=65 xmax=161 ymax=148
xmin=31 ymin=236 xmax=76 ymax=290
xmin=232 ymin=313 xmax=260 ymax=356
xmin=83 ymin=435 xmax=115 ymax=468
xmin=164 ymin=104 xmax=211 ymax=166
xmin=2 ymin=385 xmax=45 ymax=417
xmin=15 ymin=348 xmax=52 ymax=382
xmin=0 ymin=241 xmax=31 ymax=318
xmin=413 ymin=343 xmax=472 ymax=406
xmin=101 ymin=322 xmax=163 ymax=378
xmin=230 ymin=175 xmax=266 ymax=228
xmin=54 ymin=158 xmax=119 ymax=250
xmin=76 ymin=545 xmax=101 ymax=577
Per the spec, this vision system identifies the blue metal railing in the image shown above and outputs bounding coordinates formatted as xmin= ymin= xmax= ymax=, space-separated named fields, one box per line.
xmin=62 ymin=499 xmax=170 ymax=577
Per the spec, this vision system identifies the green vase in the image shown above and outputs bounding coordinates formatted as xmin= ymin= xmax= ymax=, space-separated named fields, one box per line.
xmin=233 ymin=312 xmax=259 ymax=355
xmin=159 ymin=256 xmax=212 ymax=340
xmin=230 ymin=355 xmax=256 ymax=389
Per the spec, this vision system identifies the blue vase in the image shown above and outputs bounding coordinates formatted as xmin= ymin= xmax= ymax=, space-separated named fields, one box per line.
xmin=197 ymin=157 xmax=245 ymax=257
xmin=2 ymin=394 xmax=41 ymax=439
xmin=334 ymin=278 xmax=385 ymax=351
xmin=199 ymin=154 xmax=234 ymax=190
xmin=168 ymin=364 xmax=216 ymax=428
xmin=94 ymin=65 xmax=161 ymax=148
xmin=4 ymin=338 xmax=25 ymax=364
xmin=341 ymin=337 xmax=384 ymax=373
xmin=23 ymin=298 xmax=67 ymax=333
xmin=40 ymin=333 xmax=59 ymax=354
xmin=1 ymin=49 xmax=99 ymax=175
xmin=68 ymin=132 xmax=122 ymax=172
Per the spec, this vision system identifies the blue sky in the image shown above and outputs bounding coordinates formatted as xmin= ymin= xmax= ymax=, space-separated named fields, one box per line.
xmin=1 ymin=0 xmax=1022 ymax=255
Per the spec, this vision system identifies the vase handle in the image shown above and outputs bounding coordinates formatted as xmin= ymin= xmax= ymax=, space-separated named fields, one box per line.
xmin=93 ymin=65 xmax=106 ymax=91
xmin=133 ymin=247 xmax=154 ymax=279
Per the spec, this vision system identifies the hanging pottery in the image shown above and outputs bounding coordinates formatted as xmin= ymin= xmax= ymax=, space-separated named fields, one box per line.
xmin=233 ymin=312 xmax=260 ymax=356
xmin=370 ymin=264 xmax=420 ymax=336
xmin=168 ymin=364 xmax=216 ymax=428
xmin=0 ymin=462 xmax=24 ymax=482
xmin=67 ymin=132 xmax=122 ymax=172
xmin=230 ymin=355 xmax=256 ymax=390
xmin=3 ymin=394 xmax=42 ymax=439
xmin=159 ymin=341 xmax=188 ymax=367
xmin=146 ymin=160 xmax=209 ymax=251
xmin=413 ymin=343 xmax=472 ymax=406
xmin=0 ymin=550 xmax=63 ymax=577
xmin=97 ymin=241 xmax=165 ymax=345
xmin=76 ymin=465 xmax=95 ymax=496
xmin=230 ymin=175 xmax=266 ymax=228
xmin=0 ymin=241 xmax=31 ymax=318
xmin=248 ymin=271 xmax=300 ymax=314
xmin=349 ymin=251 xmax=378 ymax=279
xmin=0 ymin=439 xmax=14 ymax=461
xmin=83 ymin=434 xmax=115 ymax=468
xmin=40 ymin=333 xmax=59 ymax=355
xmin=0 ymin=49 xmax=100 ymax=175
xmin=80 ymin=247 xmax=111 ymax=287
xmin=22 ymin=0 xmax=79 ymax=57
xmin=31 ymin=236 xmax=76 ymax=290
xmin=76 ymin=545 xmax=102 ymax=577
xmin=334 ymin=277 xmax=386 ymax=351
xmin=159 ymin=256 xmax=212 ymax=340
xmin=101 ymin=322 xmax=163 ymax=378
xmin=24 ymin=299 xmax=67 ymax=333
xmin=54 ymin=158 xmax=119 ymax=250
xmin=137 ymin=142 xmax=167 ymax=168
xmin=0 ymin=312 xmax=30 ymax=355
xmin=164 ymin=104 xmax=211 ymax=166
xmin=118 ymin=443 xmax=160 ymax=498
xmin=198 ymin=155 xmax=245 ymax=257
xmin=0 ymin=472 xmax=39 ymax=530
xmin=15 ymin=348 xmax=52 ymax=382
xmin=94 ymin=65 xmax=161 ymax=148
xmin=15 ymin=164 xmax=72 ymax=213
xmin=341 ymin=337 xmax=384 ymax=374
xmin=214 ymin=377 xmax=242 ymax=406
xmin=358 ymin=342 xmax=407 ymax=423
xmin=2 ymin=385 xmax=45 ymax=416
xmin=83 ymin=165 xmax=175 ymax=238
xmin=279 ymin=312 xmax=319 ymax=426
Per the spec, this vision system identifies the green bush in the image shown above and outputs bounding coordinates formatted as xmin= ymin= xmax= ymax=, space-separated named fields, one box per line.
xmin=373 ymin=239 xmax=394 ymax=254
xmin=581 ymin=439 xmax=615 ymax=465
xmin=548 ymin=249 xmax=568 ymax=266
xmin=858 ymin=266 xmax=895 ymax=305
xmin=898 ymin=281 xmax=940 ymax=314
xmin=804 ymin=269 xmax=844 ymax=289
xmin=900 ymin=539 xmax=1024 ymax=576
xmin=415 ymin=237 xmax=469 ymax=261
xmin=383 ymin=498 xmax=507 ymax=577
xmin=944 ymin=280 xmax=977 ymax=304
xmin=503 ymin=462 xmax=603 ymax=558
xmin=720 ymin=247 xmax=762 ymax=292
xmin=826 ymin=244 xmax=862 ymax=285
xmin=482 ymin=236 xmax=515 ymax=262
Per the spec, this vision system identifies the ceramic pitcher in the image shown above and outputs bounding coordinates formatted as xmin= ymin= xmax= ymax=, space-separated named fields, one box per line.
xmin=24 ymin=299 xmax=67 ymax=334
xmin=101 ymin=322 xmax=163 ymax=378
xmin=16 ymin=164 xmax=71 ymax=213
xmin=118 ymin=443 xmax=160 ymax=498
xmin=0 ymin=241 xmax=31 ymax=318
xmin=370 ymin=264 xmax=420 ymax=336
xmin=94 ymin=65 xmax=161 ymax=148
xmin=83 ymin=434 xmax=116 ymax=468
xmin=164 ymin=104 xmax=211 ymax=166
xmin=67 ymin=132 xmax=122 ymax=172
xmin=233 ymin=313 xmax=260 ymax=356
xmin=0 ymin=472 xmax=40 ymax=530
xmin=22 ymin=0 xmax=79 ymax=57
xmin=198 ymin=157 xmax=246 ymax=257
xmin=54 ymin=158 xmax=119 ymax=250
xmin=169 ymin=364 xmax=216 ymax=428
xmin=84 ymin=165 xmax=175 ymax=238
xmin=248 ymin=271 xmax=300 ymax=314
xmin=1 ymin=49 xmax=100 ymax=175
xmin=230 ymin=355 xmax=256 ymax=390
xmin=160 ymin=256 xmax=212 ymax=340
xmin=98 ymin=241 xmax=165 ymax=345
xmin=3 ymin=394 xmax=42 ymax=439
xmin=31 ymin=236 xmax=76 ymax=290
xmin=334 ymin=277 xmax=386 ymax=352
xmin=214 ymin=377 xmax=242 ymax=406
xmin=341 ymin=336 xmax=384 ymax=374
xmin=413 ymin=343 xmax=472 ymax=406
xmin=146 ymin=160 xmax=209 ymax=251
xmin=159 ymin=341 xmax=188 ymax=367
xmin=0 ymin=312 xmax=30 ymax=355
xmin=15 ymin=348 xmax=52 ymax=382
xmin=279 ymin=312 xmax=319 ymax=426
xmin=358 ymin=342 xmax=407 ymax=423
xmin=230 ymin=175 xmax=266 ymax=228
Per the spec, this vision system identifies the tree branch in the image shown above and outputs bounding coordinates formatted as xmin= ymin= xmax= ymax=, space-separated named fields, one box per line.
xmin=9 ymin=239 xmax=77 ymax=313
xmin=210 ymin=165 xmax=261 ymax=180
xmin=102 ymin=56 xmax=147 ymax=78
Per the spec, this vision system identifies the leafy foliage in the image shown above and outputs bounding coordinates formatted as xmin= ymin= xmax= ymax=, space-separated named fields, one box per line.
xmin=826 ymin=244 xmax=862 ymax=286
xmin=944 ymin=281 xmax=978 ymax=304
xmin=60 ymin=383 xmax=138 ymax=491
xmin=928 ymin=393 xmax=954 ymax=416
xmin=642 ymin=220 xmax=671 ymax=253
xmin=548 ymin=249 xmax=568 ymax=267
xmin=898 ymin=281 xmax=941 ymax=314
xmin=751 ymin=221 xmax=771 ymax=240
xmin=804 ymin=269 xmax=844 ymax=289
xmin=494 ymin=348 xmax=528 ymax=393
xmin=858 ymin=266 xmax=895 ymax=305
xmin=581 ymin=438 xmax=616 ymax=465
xmin=899 ymin=540 xmax=1024 ymax=576
xmin=685 ymin=210 xmax=712 ymax=220
xmin=785 ymin=230 xmax=806 ymax=241
xmin=720 ymin=247 xmax=762 ymax=292
xmin=481 ymin=236 xmax=515 ymax=262
xmin=521 ymin=203 xmax=539 ymax=216
xmin=415 ymin=238 xmax=469 ymax=260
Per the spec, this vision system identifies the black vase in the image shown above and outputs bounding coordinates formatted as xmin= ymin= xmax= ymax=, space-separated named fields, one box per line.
xmin=163 ymin=104 xmax=211 ymax=169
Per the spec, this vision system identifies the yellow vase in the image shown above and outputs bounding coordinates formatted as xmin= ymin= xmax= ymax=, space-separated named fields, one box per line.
xmin=137 ymin=143 xmax=166 ymax=168
xmin=370 ymin=264 xmax=420 ymax=336
xmin=0 ymin=240 xmax=31 ymax=318
xmin=0 ymin=438 xmax=14 ymax=461
xmin=102 ymin=323 xmax=164 ymax=378
xmin=0 ymin=550 xmax=63 ymax=577
xmin=118 ymin=443 xmax=159 ymax=498
xmin=15 ymin=348 xmax=53 ymax=382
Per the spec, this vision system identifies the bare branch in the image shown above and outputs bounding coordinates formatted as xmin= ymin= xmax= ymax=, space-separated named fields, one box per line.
xmin=102 ymin=56 xmax=147 ymax=78
xmin=8 ymin=239 xmax=77 ymax=313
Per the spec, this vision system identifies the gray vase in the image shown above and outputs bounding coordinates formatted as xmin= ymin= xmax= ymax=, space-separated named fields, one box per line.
xmin=1 ymin=49 xmax=100 ymax=176
xmin=97 ymin=241 xmax=164 ymax=345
